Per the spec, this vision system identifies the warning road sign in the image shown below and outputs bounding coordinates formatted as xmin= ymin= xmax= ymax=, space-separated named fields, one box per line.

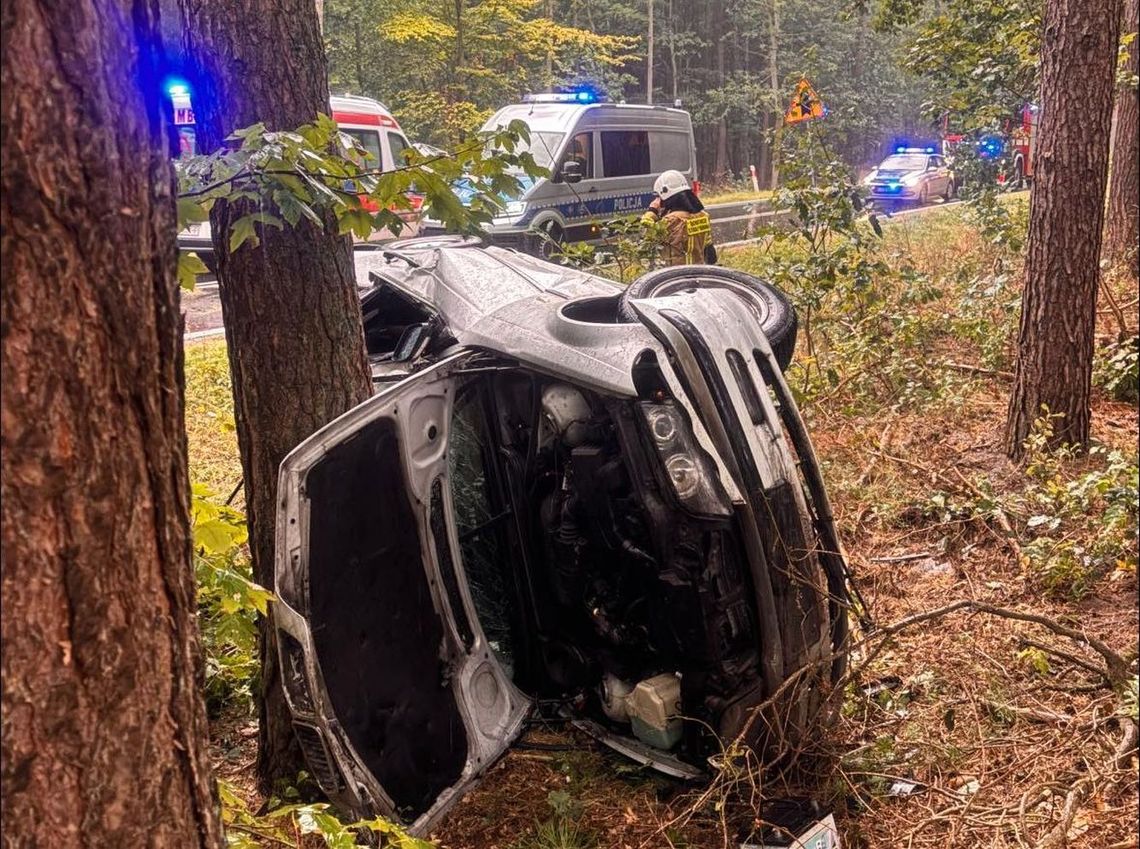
xmin=785 ymin=78 xmax=825 ymax=124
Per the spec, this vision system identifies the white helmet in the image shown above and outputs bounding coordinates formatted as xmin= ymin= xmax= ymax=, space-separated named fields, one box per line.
xmin=654 ymin=169 xmax=690 ymax=199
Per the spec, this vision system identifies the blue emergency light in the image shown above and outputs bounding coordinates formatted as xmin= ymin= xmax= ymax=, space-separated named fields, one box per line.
xmin=524 ymin=87 xmax=603 ymax=105
xmin=977 ymin=135 xmax=1005 ymax=159
xmin=165 ymin=78 xmax=190 ymax=98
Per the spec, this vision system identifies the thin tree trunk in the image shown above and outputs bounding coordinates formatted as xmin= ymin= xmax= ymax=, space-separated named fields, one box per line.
xmin=768 ymin=0 xmax=780 ymax=188
xmin=668 ymin=0 xmax=679 ymax=104
xmin=183 ymin=0 xmax=374 ymax=790
xmin=714 ymin=2 xmax=728 ymax=179
xmin=455 ymin=0 xmax=465 ymax=76
xmin=647 ymin=0 xmax=655 ymax=104
xmin=545 ymin=0 xmax=554 ymax=87
xmin=1005 ymin=0 xmax=1123 ymax=458
xmin=1104 ymin=0 xmax=1139 ymax=273
xmin=354 ymin=21 xmax=365 ymax=94
xmin=1 ymin=0 xmax=223 ymax=845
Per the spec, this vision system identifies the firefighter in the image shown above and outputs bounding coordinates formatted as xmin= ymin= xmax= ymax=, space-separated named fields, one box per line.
xmin=642 ymin=170 xmax=716 ymax=265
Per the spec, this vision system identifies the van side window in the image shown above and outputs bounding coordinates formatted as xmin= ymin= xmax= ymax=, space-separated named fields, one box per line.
xmin=559 ymin=132 xmax=593 ymax=179
xmin=649 ymin=132 xmax=691 ymax=173
xmin=343 ymin=129 xmax=383 ymax=168
xmin=601 ymin=130 xmax=651 ymax=178
xmin=388 ymin=132 xmax=410 ymax=168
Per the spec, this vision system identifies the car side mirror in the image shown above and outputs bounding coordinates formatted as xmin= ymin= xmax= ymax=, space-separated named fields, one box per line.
xmin=393 ymin=323 xmax=432 ymax=363
xmin=560 ymin=159 xmax=584 ymax=184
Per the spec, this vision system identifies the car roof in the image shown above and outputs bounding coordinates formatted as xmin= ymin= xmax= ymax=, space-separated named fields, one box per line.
xmin=482 ymin=102 xmax=692 ymax=134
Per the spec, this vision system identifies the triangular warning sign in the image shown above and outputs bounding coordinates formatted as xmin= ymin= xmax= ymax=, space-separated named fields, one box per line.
xmin=785 ymin=78 xmax=825 ymax=125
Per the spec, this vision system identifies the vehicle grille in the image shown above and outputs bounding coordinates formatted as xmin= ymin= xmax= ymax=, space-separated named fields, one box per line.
xmin=293 ymin=723 xmax=344 ymax=794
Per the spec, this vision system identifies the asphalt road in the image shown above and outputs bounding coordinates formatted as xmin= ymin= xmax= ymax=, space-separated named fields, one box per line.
xmin=182 ymin=195 xmax=969 ymax=340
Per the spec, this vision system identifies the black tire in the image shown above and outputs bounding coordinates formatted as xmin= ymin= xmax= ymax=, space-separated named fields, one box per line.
xmin=617 ymin=266 xmax=798 ymax=371
xmin=916 ymin=184 xmax=929 ymax=206
xmin=944 ymin=178 xmax=956 ymax=201
xmin=1012 ymin=158 xmax=1025 ymax=189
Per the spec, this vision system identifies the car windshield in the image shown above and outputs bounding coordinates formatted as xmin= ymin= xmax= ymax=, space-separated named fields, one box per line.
xmin=879 ymin=154 xmax=928 ymax=171
xmin=486 ymin=131 xmax=565 ymax=171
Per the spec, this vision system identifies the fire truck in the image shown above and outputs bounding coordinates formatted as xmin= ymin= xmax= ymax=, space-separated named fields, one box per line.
xmin=171 ymin=85 xmax=422 ymax=267
xmin=1004 ymin=103 xmax=1039 ymax=188
xmin=939 ymin=104 xmax=1039 ymax=189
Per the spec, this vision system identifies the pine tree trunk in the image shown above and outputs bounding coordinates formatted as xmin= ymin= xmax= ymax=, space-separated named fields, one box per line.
xmin=647 ymin=0 xmax=655 ymax=104
xmin=182 ymin=0 xmax=374 ymax=790
xmin=1 ymin=1 xmax=223 ymax=845
xmin=714 ymin=3 xmax=729 ymax=179
xmin=768 ymin=0 xmax=780 ymax=188
xmin=1104 ymin=0 xmax=1139 ymax=273
xmin=1005 ymin=0 xmax=1123 ymax=458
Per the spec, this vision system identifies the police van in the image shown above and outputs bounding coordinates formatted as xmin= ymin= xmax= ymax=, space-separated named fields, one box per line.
xmin=440 ymin=92 xmax=698 ymax=257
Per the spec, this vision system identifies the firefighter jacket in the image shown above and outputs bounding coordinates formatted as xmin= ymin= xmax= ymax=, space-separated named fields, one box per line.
xmin=642 ymin=209 xmax=714 ymax=265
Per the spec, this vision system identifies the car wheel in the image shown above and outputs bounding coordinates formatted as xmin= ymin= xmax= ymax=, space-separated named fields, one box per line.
xmin=536 ymin=221 xmax=564 ymax=261
xmin=1013 ymin=159 xmax=1025 ymax=189
xmin=944 ymin=179 xmax=956 ymax=201
xmin=617 ymin=266 xmax=798 ymax=371
xmin=917 ymin=185 xmax=929 ymax=206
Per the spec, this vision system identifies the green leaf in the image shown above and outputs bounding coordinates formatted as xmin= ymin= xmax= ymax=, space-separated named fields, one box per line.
xmin=177 ymin=251 xmax=209 ymax=290
xmin=227 ymin=212 xmax=283 ymax=253
xmin=177 ymin=197 xmax=210 ymax=228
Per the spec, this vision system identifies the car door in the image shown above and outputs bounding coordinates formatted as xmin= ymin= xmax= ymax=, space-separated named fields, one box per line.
xmin=273 ymin=352 xmax=531 ymax=834
xmin=929 ymin=155 xmax=949 ymax=194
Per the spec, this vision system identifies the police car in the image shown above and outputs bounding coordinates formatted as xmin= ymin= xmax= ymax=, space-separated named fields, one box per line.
xmin=425 ymin=91 xmax=699 ymax=258
xmin=863 ymin=146 xmax=955 ymax=206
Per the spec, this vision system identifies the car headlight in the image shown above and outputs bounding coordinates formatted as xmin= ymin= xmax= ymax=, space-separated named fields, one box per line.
xmin=862 ymin=171 xmax=877 ymax=185
xmin=639 ymin=402 xmax=731 ymax=518
xmin=901 ymin=173 xmax=922 ymax=186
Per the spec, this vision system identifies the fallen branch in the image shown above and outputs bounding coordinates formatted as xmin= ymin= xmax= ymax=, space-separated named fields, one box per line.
xmin=869 ymin=551 xmax=932 ymax=563
xmin=848 ymin=599 xmax=1132 ymax=686
xmin=1019 ymin=637 xmax=1112 ymax=682
xmin=943 ymin=360 xmax=1014 ymax=379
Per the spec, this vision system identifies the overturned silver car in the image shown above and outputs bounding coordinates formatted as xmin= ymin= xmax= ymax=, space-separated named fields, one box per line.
xmin=272 ymin=236 xmax=854 ymax=833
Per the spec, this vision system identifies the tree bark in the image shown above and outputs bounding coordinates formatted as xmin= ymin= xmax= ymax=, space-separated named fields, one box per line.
xmin=647 ymin=0 xmax=655 ymax=104
xmin=182 ymin=0 xmax=374 ymax=790
xmin=768 ymin=0 xmax=780 ymax=188
xmin=714 ymin=1 xmax=729 ymax=179
xmin=1005 ymin=0 xmax=1123 ymax=458
xmin=1 ymin=0 xmax=223 ymax=846
xmin=1104 ymin=0 xmax=1139 ymax=273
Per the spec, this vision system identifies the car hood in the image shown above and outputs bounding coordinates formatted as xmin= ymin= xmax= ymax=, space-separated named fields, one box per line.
xmin=869 ymin=169 xmax=921 ymax=182
xmin=355 ymin=237 xmax=658 ymax=396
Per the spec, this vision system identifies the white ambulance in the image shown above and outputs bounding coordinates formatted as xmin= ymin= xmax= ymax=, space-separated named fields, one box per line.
xmin=175 ymin=91 xmax=421 ymax=268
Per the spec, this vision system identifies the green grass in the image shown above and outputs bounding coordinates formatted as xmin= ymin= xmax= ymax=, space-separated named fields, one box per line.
xmin=700 ymin=187 xmax=775 ymax=206
xmin=184 ymin=339 xmax=241 ymax=499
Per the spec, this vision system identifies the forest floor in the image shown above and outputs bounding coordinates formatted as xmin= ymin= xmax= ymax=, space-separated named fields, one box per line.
xmin=186 ymin=201 xmax=1138 ymax=849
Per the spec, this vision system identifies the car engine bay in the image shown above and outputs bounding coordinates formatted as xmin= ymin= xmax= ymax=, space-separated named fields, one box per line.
xmin=464 ymin=367 xmax=766 ymax=765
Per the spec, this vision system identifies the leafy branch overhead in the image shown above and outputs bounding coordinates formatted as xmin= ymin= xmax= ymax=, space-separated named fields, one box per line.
xmin=174 ymin=113 xmax=547 ymax=287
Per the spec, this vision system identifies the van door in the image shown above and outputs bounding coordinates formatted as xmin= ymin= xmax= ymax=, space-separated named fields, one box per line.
xmin=551 ymin=129 xmax=597 ymax=233
xmin=598 ymin=127 xmax=658 ymax=218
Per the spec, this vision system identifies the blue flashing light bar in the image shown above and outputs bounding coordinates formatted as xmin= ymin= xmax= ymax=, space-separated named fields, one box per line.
xmin=523 ymin=88 xmax=604 ymax=105
xmin=165 ymin=77 xmax=190 ymax=98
